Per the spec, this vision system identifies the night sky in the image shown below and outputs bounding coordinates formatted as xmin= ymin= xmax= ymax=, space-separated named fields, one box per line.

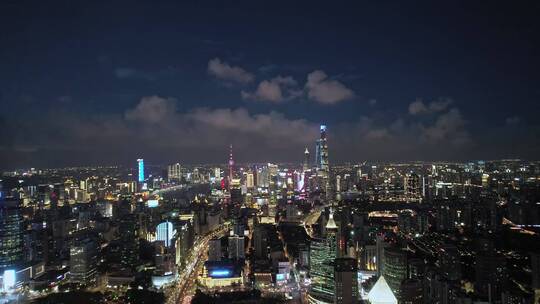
xmin=1 ymin=1 xmax=539 ymax=169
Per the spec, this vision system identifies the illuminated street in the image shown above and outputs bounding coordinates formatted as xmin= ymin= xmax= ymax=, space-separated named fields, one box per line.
xmin=166 ymin=222 xmax=231 ymax=304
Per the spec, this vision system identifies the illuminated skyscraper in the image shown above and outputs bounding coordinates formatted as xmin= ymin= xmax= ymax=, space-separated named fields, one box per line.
xmin=382 ymin=247 xmax=408 ymax=299
xmin=309 ymin=209 xmax=338 ymax=304
xmin=228 ymin=144 xmax=234 ymax=183
xmin=256 ymin=166 xmax=269 ymax=188
xmin=315 ymin=125 xmax=329 ymax=173
xmin=137 ymin=158 xmax=145 ymax=182
xmin=156 ymin=221 xmax=175 ymax=247
xmin=303 ymin=147 xmax=310 ymax=172
xmin=0 ymin=199 xmax=23 ymax=272
xmin=404 ymin=172 xmax=421 ymax=200
xmin=167 ymin=163 xmax=181 ymax=182
xmin=69 ymin=238 xmax=98 ymax=285
xmin=245 ymin=172 xmax=254 ymax=189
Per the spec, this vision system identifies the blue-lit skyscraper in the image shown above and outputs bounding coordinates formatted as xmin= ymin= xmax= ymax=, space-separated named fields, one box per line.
xmin=315 ymin=125 xmax=329 ymax=173
xmin=137 ymin=159 xmax=144 ymax=182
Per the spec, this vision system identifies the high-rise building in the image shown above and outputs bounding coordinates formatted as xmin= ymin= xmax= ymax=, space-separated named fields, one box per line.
xmin=267 ymin=163 xmax=278 ymax=177
xmin=228 ymin=144 xmax=234 ymax=185
xmin=246 ymin=172 xmax=254 ymax=189
xmin=137 ymin=159 xmax=145 ymax=182
xmin=309 ymin=210 xmax=338 ymax=304
xmin=376 ymin=234 xmax=389 ymax=276
xmin=96 ymin=201 xmax=113 ymax=218
xmin=286 ymin=203 xmax=300 ymax=222
xmin=532 ymin=253 xmax=540 ymax=303
xmin=315 ymin=125 xmax=329 ymax=173
xmin=0 ymin=199 xmax=23 ymax=273
xmin=360 ymin=244 xmax=377 ymax=271
xmin=69 ymin=238 xmax=98 ymax=285
xmin=404 ymin=173 xmax=421 ymax=200
xmin=214 ymin=167 xmax=221 ymax=180
xmin=253 ymin=225 xmax=269 ymax=259
xmin=439 ymin=244 xmax=461 ymax=281
xmin=118 ymin=214 xmax=139 ymax=270
xmin=175 ymin=220 xmax=194 ymax=266
xmin=382 ymin=247 xmax=408 ymax=299
xmin=256 ymin=166 xmax=270 ymax=188
xmin=303 ymin=147 xmax=310 ymax=172
xmin=228 ymin=235 xmax=245 ymax=260
xmin=400 ymin=279 xmax=423 ymax=304
xmin=475 ymin=253 xmax=507 ymax=301
xmin=208 ymin=238 xmax=222 ymax=262
xmin=334 ymin=257 xmax=359 ymax=304
xmin=167 ymin=163 xmax=181 ymax=182
xmin=156 ymin=221 xmax=175 ymax=247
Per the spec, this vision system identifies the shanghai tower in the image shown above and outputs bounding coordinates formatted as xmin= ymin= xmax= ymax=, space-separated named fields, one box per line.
xmin=316 ymin=125 xmax=329 ymax=174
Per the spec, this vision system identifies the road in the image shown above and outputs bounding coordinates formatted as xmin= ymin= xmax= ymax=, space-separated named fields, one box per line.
xmin=152 ymin=184 xmax=186 ymax=196
xmin=285 ymin=203 xmax=328 ymax=303
xmin=301 ymin=203 xmax=328 ymax=238
xmin=166 ymin=222 xmax=230 ymax=304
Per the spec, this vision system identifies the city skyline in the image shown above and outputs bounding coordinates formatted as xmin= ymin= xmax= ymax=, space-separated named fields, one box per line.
xmin=2 ymin=156 xmax=539 ymax=303
xmin=2 ymin=124 xmax=540 ymax=171
xmin=1 ymin=2 xmax=540 ymax=169
xmin=2 ymin=2 xmax=540 ymax=303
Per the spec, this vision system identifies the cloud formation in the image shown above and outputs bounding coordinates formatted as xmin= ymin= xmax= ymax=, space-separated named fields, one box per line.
xmin=2 ymin=95 xmax=538 ymax=169
xmin=125 ymin=96 xmax=177 ymax=124
xmin=241 ymin=76 xmax=301 ymax=102
xmin=420 ymin=108 xmax=470 ymax=145
xmin=305 ymin=70 xmax=355 ymax=104
xmin=207 ymin=58 xmax=254 ymax=84
xmin=408 ymin=98 xmax=453 ymax=115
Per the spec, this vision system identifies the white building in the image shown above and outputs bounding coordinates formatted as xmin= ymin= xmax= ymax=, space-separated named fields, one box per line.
xmin=168 ymin=163 xmax=182 ymax=182
xmin=367 ymin=276 xmax=397 ymax=304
